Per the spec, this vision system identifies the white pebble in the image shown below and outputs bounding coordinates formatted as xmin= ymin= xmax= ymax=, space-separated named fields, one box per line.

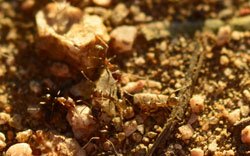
xmin=241 ymin=125 xmax=250 ymax=144
xmin=0 ymin=112 xmax=10 ymax=125
xmin=110 ymin=25 xmax=137 ymax=53
xmin=190 ymin=95 xmax=205 ymax=113
xmin=228 ymin=109 xmax=240 ymax=124
xmin=92 ymin=0 xmax=111 ymax=7
xmin=178 ymin=124 xmax=194 ymax=140
xmin=16 ymin=129 xmax=33 ymax=143
xmin=243 ymin=89 xmax=250 ymax=100
xmin=220 ymin=55 xmax=229 ymax=66
xmin=190 ymin=148 xmax=204 ymax=156
xmin=6 ymin=143 xmax=33 ymax=156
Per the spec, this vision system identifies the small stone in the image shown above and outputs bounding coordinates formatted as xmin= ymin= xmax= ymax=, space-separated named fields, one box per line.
xmin=16 ymin=129 xmax=33 ymax=143
xmin=190 ymin=148 xmax=204 ymax=156
xmin=134 ymin=57 xmax=146 ymax=66
xmin=137 ymin=124 xmax=145 ymax=135
xmin=203 ymin=19 xmax=224 ymax=32
xmin=103 ymin=140 xmax=112 ymax=151
xmin=112 ymin=117 xmax=122 ymax=131
xmin=123 ymin=106 xmax=135 ymax=120
xmin=220 ymin=55 xmax=229 ymax=66
xmin=229 ymin=15 xmax=250 ymax=30
xmin=208 ymin=140 xmax=218 ymax=152
xmin=240 ymin=105 xmax=249 ymax=117
xmin=92 ymin=0 xmax=111 ymax=7
xmin=122 ymin=80 xmax=145 ymax=94
xmin=154 ymin=125 xmax=162 ymax=133
xmin=117 ymin=132 xmax=126 ymax=142
xmin=110 ymin=25 xmax=137 ymax=53
xmin=224 ymin=150 xmax=234 ymax=156
xmin=21 ymin=0 xmax=35 ymax=11
xmin=142 ymin=136 xmax=150 ymax=144
xmin=218 ymin=9 xmax=233 ymax=19
xmin=6 ymin=143 xmax=33 ymax=156
xmin=190 ymin=95 xmax=205 ymax=114
xmin=241 ymin=125 xmax=250 ymax=144
xmin=132 ymin=132 xmax=142 ymax=143
xmin=234 ymin=58 xmax=245 ymax=69
xmin=243 ymin=89 xmax=250 ymax=100
xmin=0 ymin=132 xmax=6 ymax=151
xmin=228 ymin=109 xmax=240 ymax=124
xmin=111 ymin=3 xmax=129 ymax=26
xmin=29 ymin=81 xmax=42 ymax=94
xmin=216 ymin=25 xmax=231 ymax=46
xmin=231 ymin=31 xmax=242 ymax=40
xmin=8 ymin=114 xmax=23 ymax=130
xmin=178 ymin=124 xmax=194 ymax=140
xmin=0 ymin=112 xmax=10 ymax=125
xmin=124 ymin=120 xmax=137 ymax=137
xmin=147 ymin=131 xmax=157 ymax=139
xmin=224 ymin=68 xmax=232 ymax=77
xmin=66 ymin=105 xmax=97 ymax=141
xmin=134 ymin=144 xmax=148 ymax=155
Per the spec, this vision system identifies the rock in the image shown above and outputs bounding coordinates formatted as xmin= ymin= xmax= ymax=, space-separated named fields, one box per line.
xmin=133 ymin=93 xmax=168 ymax=111
xmin=146 ymin=131 xmax=157 ymax=139
xmin=243 ymin=89 xmax=250 ymax=100
xmin=117 ymin=132 xmax=126 ymax=142
xmin=133 ymin=144 xmax=148 ymax=156
xmin=50 ymin=62 xmax=72 ymax=78
xmin=103 ymin=140 xmax=112 ymax=151
xmin=178 ymin=124 xmax=194 ymax=140
xmin=123 ymin=106 xmax=135 ymax=120
xmin=140 ymin=21 xmax=170 ymax=41
xmin=0 ymin=112 xmax=10 ymax=125
xmin=190 ymin=95 xmax=205 ymax=114
xmin=241 ymin=125 xmax=250 ymax=144
xmin=36 ymin=2 xmax=110 ymax=78
xmin=111 ymin=3 xmax=129 ymax=26
xmin=66 ymin=105 xmax=97 ymax=140
xmin=220 ymin=55 xmax=229 ymax=66
xmin=191 ymin=148 xmax=204 ymax=156
xmin=122 ymin=80 xmax=146 ymax=94
xmin=228 ymin=109 xmax=240 ymax=124
xmin=208 ymin=140 xmax=218 ymax=152
xmin=231 ymin=31 xmax=242 ymax=40
xmin=21 ymin=0 xmax=35 ymax=11
xmin=92 ymin=0 xmax=111 ymax=7
xmin=216 ymin=25 xmax=231 ymax=47
xmin=6 ymin=143 xmax=33 ymax=156
xmin=142 ymin=136 xmax=150 ymax=144
xmin=0 ymin=132 xmax=6 ymax=151
xmin=203 ymin=19 xmax=224 ymax=32
xmin=8 ymin=114 xmax=23 ymax=130
xmin=123 ymin=120 xmax=137 ymax=137
xmin=240 ymin=105 xmax=250 ymax=117
xmin=137 ymin=124 xmax=144 ymax=135
xmin=34 ymin=130 xmax=81 ymax=156
xmin=132 ymin=132 xmax=142 ymax=143
xmin=110 ymin=25 xmax=137 ymax=53
xmin=218 ymin=9 xmax=233 ymax=19
xmin=112 ymin=117 xmax=122 ymax=131
xmin=229 ymin=15 xmax=250 ymax=30
xmin=15 ymin=129 xmax=33 ymax=143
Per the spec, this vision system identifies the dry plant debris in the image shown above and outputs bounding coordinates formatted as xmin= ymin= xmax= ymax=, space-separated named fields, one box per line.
xmin=0 ymin=0 xmax=249 ymax=156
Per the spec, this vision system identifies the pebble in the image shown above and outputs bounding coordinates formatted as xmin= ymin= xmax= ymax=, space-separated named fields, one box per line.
xmin=147 ymin=131 xmax=157 ymax=139
xmin=203 ymin=19 xmax=224 ymax=32
xmin=66 ymin=105 xmax=97 ymax=140
xmin=220 ymin=55 xmax=229 ymax=66
xmin=216 ymin=25 xmax=231 ymax=46
xmin=142 ymin=136 xmax=150 ymax=144
xmin=103 ymin=140 xmax=112 ymax=151
xmin=6 ymin=143 xmax=33 ymax=156
xmin=111 ymin=3 xmax=129 ymax=26
xmin=110 ymin=25 xmax=137 ymax=53
xmin=134 ymin=57 xmax=146 ymax=66
xmin=229 ymin=15 xmax=250 ymax=30
xmin=112 ymin=117 xmax=123 ymax=131
xmin=123 ymin=106 xmax=135 ymax=120
xmin=178 ymin=124 xmax=194 ymax=140
xmin=0 ymin=132 xmax=6 ymax=151
xmin=234 ymin=58 xmax=245 ymax=69
xmin=154 ymin=125 xmax=162 ymax=133
xmin=231 ymin=31 xmax=242 ymax=40
xmin=15 ymin=129 xmax=33 ymax=143
xmin=137 ymin=124 xmax=145 ymax=135
xmin=8 ymin=114 xmax=23 ymax=130
xmin=92 ymin=0 xmax=111 ymax=7
xmin=122 ymin=80 xmax=145 ymax=94
xmin=240 ymin=105 xmax=249 ymax=117
xmin=208 ymin=140 xmax=218 ymax=152
xmin=0 ymin=112 xmax=10 ymax=125
xmin=123 ymin=120 xmax=137 ymax=137
xmin=241 ymin=125 xmax=250 ymax=144
xmin=190 ymin=148 xmax=204 ymax=156
xmin=243 ymin=89 xmax=250 ymax=100
xmin=117 ymin=132 xmax=126 ymax=142
xmin=190 ymin=95 xmax=205 ymax=114
xmin=132 ymin=132 xmax=142 ymax=143
xmin=224 ymin=150 xmax=235 ymax=156
xmin=228 ymin=109 xmax=240 ymax=124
